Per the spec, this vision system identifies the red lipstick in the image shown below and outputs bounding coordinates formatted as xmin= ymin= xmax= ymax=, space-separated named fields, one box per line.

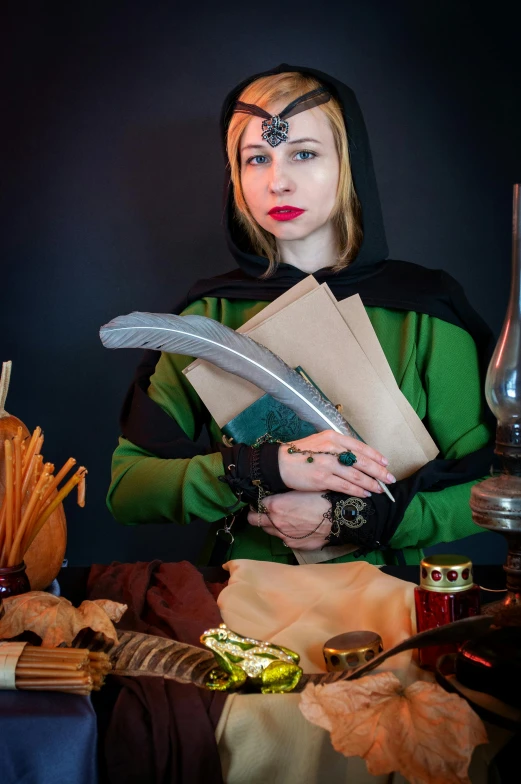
xmin=268 ymin=205 xmax=305 ymax=222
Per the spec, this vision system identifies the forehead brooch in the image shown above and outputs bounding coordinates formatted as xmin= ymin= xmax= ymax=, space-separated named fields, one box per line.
xmin=233 ymin=86 xmax=331 ymax=148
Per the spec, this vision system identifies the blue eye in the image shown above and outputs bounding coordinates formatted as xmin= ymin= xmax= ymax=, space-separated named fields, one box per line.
xmin=247 ymin=155 xmax=269 ymax=166
xmin=244 ymin=150 xmax=316 ymax=166
xmin=295 ymin=150 xmax=316 ymax=161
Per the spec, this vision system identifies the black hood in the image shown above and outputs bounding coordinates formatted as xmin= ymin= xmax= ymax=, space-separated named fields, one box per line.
xmin=183 ymin=63 xmax=493 ymax=360
xmin=219 ymin=62 xmax=388 ymax=283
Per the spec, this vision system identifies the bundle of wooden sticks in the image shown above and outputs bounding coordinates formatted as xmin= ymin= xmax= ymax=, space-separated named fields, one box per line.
xmin=0 ymin=426 xmax=87 ymax=568
xmin=14 ymin=645 xmax=111 ymax=694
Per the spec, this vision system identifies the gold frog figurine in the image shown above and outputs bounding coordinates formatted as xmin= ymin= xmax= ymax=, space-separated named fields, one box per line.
xmin=200 ymin=623 xmax=302 ymax=693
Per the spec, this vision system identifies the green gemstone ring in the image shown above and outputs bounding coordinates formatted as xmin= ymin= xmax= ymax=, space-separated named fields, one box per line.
xmin=338 ymin=451 xmax=357 ymax=467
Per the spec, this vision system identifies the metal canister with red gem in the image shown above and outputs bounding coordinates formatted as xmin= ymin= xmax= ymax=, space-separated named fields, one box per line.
xmin=414 ymin=554 xmax=481 ymax=670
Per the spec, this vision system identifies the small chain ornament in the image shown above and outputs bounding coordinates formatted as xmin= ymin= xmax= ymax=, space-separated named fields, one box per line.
xmin=216 ymin=514 xmax=237 ymax=544
xmin=252 ymin=432 xmax=357 ymax=468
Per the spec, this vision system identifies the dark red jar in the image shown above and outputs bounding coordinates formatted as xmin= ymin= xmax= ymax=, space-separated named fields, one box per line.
xmin=414 ymin=554 xmax=480 ymax=670
xmin=0 ymin=562 xmax=31 ymax=599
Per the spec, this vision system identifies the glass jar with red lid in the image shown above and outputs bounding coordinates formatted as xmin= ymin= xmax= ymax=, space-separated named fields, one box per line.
xmin=414 ymin=554 xmax=481 ymax=670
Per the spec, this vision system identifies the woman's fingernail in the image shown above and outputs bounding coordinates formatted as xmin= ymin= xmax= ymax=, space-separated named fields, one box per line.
xmin=381 ymin=456 xmax=389 ymax=465
xmin=387 ymin=473 xmax=397 ymax=483
xmin=364 ymin=491 xmax=372 ymax=497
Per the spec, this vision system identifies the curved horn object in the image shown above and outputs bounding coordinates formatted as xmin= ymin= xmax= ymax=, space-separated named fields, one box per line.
xmin=105 ymin=607 xmax=521 ymax=692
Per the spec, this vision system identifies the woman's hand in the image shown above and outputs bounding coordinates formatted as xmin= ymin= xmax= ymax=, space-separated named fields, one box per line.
xmin=278 ymin=430 xmax=395 ymax=497
xmin=247 ymin=490 xmax=332 ymax=551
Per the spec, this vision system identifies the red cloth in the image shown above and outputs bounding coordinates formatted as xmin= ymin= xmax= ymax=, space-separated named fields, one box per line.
xmin=87 ymin=561 xmax=228 ymax=784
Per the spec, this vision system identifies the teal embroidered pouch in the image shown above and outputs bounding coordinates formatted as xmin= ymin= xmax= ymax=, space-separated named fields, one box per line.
xmin=221 ymin=367 xmax=332 ymax=445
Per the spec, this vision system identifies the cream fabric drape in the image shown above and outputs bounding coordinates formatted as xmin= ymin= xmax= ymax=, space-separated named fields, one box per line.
xmin=218 ymin=560 xmax=418 ymax=676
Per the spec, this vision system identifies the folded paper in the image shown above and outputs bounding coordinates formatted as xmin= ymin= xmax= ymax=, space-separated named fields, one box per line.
xmin=184 ymin=276 xmax=438 ymax=564
xmin=184 ymin=279 xmax=437 ymax=478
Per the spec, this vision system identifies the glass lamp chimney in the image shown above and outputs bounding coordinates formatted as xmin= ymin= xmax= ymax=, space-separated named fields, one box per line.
xmin=470 ymin=184 xmax=521 ymax=609
xmin=485 ymin=184 xmax=521 ymax=469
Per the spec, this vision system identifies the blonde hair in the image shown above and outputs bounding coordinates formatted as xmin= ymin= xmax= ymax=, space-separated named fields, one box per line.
xmin=226 ymin=72 xmax=362 ymax=278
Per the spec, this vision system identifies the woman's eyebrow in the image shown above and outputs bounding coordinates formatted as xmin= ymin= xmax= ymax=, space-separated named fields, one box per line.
xmin=287 ymin=137 xmax=322 ymax=146
xmin=241 ymin=137 xmax=322 ymax=153
xmin=241 ymin=143 xmax=268 ymax=152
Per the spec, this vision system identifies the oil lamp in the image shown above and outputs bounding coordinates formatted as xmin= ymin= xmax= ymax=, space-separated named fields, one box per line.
xmin=470 ymin=184 xmax=521 ymax=608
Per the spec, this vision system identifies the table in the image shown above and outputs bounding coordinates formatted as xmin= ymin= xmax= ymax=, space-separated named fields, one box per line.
xmin=0 ymin=563 xmax=517 ymax=784
xmin=0 ymin=691 xmax=98 ymax=784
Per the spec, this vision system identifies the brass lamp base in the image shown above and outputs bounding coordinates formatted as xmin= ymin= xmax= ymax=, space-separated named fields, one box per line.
xmin=470 ymin=474 xmax=521 ymax=612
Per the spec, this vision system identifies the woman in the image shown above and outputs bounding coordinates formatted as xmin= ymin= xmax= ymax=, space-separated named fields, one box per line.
xmin=107 ymin=63 xmax=494 ymax=566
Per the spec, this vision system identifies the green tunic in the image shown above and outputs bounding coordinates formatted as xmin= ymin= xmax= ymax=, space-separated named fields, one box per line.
xmin=107 ymin=296 xmax=492 ymax=566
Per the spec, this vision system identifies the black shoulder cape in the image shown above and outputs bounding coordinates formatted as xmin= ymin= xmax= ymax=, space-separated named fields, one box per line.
xmin=120 ymin=63 xmax=496 ymax=534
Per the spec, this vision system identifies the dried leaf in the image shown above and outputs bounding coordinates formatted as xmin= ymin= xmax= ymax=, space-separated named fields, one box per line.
xmin=299 ymin=671 xmax=488 ymax=784
xmin=0 ymin=591 xmax=127 ymax=648
xmin=91 ymin=599 xmax=128 ymax=624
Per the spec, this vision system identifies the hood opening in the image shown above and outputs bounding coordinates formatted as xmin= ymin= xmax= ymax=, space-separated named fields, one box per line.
xmin=219 ymin=63 xmax=388 ymax=281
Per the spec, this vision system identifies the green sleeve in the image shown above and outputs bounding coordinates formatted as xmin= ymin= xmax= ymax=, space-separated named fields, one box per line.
xmin=386 ymin=314 xmax=493 ymax=551
xmin=107 ymin=298 xmax=246 ymax=526
xmin=107 ymin=435 xmax=239 ymax=525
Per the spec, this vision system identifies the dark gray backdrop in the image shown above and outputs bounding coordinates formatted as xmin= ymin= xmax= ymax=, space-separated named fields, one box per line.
xmin=2 ymin=1 xmax=520 ymax=566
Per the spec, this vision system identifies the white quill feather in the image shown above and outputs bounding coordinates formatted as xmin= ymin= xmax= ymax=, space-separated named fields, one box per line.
xmin=100 ymin=312 xmax=394 ymax=500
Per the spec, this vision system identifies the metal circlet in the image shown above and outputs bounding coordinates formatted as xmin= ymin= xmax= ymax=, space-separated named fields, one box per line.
xmin=233 ymin=86 xmax=332 ymax=148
